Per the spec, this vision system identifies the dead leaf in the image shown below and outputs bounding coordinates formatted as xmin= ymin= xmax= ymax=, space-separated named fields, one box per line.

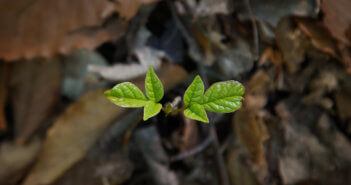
xmin=244 ymin=70 xmax=272 ymax=110
xmin=194 ymin=0 xmax=230 ymax=17
xmin=0 ymin=139 xmax=41 ymax=184
xmin=233 ymin=108 xmax=269 ymax=167
xmin=235 ymin=0 xmax=319 ymax=27
xmin=115 ymin=0 xmax=160 ymax=20
xmin=9 ymin=58 xmax=62 ymax=144
xmin=227 ymin=148 xmax=259 ymax=185
xmin=276 ymin=17 xmax=310 ymax=73
xmin=135 ymin=126 xmax=179 ymax=185
xmin=0 ymin=0 xmax=127 ymax=61
xmin=296 ymin=18 xmax=340 ymax=58
xmin=88 ymin=47 xmax=163 ymax=81
xmin=22 ymin=63 xmax=187 ymax=185
xmin=321 ymin=0 xmax=351 ymax=46
xmin=62 ymin=49 xmax=108 ymax=100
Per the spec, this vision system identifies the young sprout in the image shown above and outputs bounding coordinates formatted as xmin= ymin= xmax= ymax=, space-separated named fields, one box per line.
xmin=105 ymin=66 xmax=245 ymax=123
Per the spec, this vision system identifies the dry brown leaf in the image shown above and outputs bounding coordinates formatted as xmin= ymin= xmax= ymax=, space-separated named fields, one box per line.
xmin=0 ymin=139 xmax=41 ymax=184
xmin=22 ymin=63 xmax=187 ymax=185
xmin=227 ymin=148 xmax=259 ymax=185
xmin=0 ymin=0 xmax=127 ymax=61
xmin=295 ymin=18 xmax=340 ymax=58
xmin=276 ymin=18 xmax=310 ymax=73
xmin=115 ymin=0 xmax=160 ymax=20
xmin=233 ymin=108 xmax=269 ymax=167
xmin=9 ymin=58 xmax=62 ymax=144
xmin=322 ymin=0 xmax=351 ymax=46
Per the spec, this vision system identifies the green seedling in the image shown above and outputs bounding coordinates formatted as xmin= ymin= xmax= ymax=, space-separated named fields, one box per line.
xmin=104 ymin=66 xmax=245 ymax=123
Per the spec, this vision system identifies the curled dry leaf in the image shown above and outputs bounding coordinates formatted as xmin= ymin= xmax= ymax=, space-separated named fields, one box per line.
xmin=0 ymin=0 xmax=127 ymax=61
xmin=22 ymin=63 xmax=187 ymax=185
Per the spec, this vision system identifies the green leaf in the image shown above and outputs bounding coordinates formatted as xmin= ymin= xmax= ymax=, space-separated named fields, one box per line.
xmin=184 ymin=103 xmax=209 ymax=123
xmin=145 ymin=66 xmax=164 ymax=102
xmin=143 ymin=101 xmax=162 ymax=121
xmin=202 ymin=81 xmax=245 ymax=113
xmin=104 ymin=82 xmax=148 ymax=107
xmin=183 ymin=75 xmax=205 ymax=106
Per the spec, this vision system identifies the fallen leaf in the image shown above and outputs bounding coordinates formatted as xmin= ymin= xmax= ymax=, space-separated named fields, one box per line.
xmin=233 ymin=108 xmax=269 ymax=167
xmin=22 ymin=63 xmax=187 ymax=185
xmin=244 ymin=70 xmax=272 ymax=110
xmin=62 ymin=49 xmax=108 ymax=100
xmin=276 ymin=17 xmax=310 ymax=73
xmin=0 ymin=139 xmax=41 ymax=184
xmin=296 ymin=18 xmax=340 ymax=58
xmin=0 ymin=0 xmax=127 ymax=61
xmin=54 ymin=111 xmax=141 ymax=185
xmin=235 ymin=0 xmax=319 ymax=27
xmin=115 ymin=0 xmax=160 ymax=20
xmin=194 ymin=0 xmax=230 ymax=17
xmin=135 ymin=126 xmax=179 ymax=185
xmin=9 ymin=58 xmax=62 ymax=144
xmin=321 ymin=0 xmax=351 ymax=45
xmin=227 ymin=148 xmax=259 ymax=185
xmin=88 ymin=47 xmax=163 ymax=81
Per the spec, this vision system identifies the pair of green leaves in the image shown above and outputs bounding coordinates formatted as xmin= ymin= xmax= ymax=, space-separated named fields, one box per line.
xmin=183 ymin=76 xmax=244 ymax=123
xmin=104 ymin=66 xmax=164 ymax=121
xmin=104 ymin=66 xmax=245 ymax=122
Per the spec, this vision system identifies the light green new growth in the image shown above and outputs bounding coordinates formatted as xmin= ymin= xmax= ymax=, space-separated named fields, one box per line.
xmin=104 ymin=66 xmax=245 ymax=122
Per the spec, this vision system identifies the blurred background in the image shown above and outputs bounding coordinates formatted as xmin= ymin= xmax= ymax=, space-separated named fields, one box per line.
xmin=0 ymin=0 xmax=351 ymax=185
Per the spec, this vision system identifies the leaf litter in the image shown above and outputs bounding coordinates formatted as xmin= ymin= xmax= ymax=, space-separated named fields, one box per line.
xmin=1 ymin=0 xmax=351 ymax=185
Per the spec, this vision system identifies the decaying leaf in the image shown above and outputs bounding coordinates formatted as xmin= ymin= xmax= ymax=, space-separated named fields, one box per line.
xmin=194 ymin=0 xmax=230 ymax=17
xmin=88 ymin=47 xmax=163 ymax=81
xmin=321 ymin=0 xmax=351 ymax=45
xmin=245 ymin=70 xmax=272 ymax=109
xmin=227 ymin=148 xmax=259 ymax=185
xmin=135 ymin=126 xmax=179 ymax=185
xmin=275 ymin=17 xmax=310 ymax=73
xmin=233 ymin=108 xmax=269 ymax=167
xmin=115 ymin=0 xmax=160 ymax=20
xmin=234 ymin=0 xmax=319 ymax=27
xmin=62 ymin=49 xmax=108 ymax=100
xmin=22 ymin=63 xmax=187 ymax=185
xmin=0 ymin=139 xmax=41 ymax=184
xmin=9 ymin=58 xmax=62 ymax=144
xmin=0 ymin=0 xmax=127 ymax=61
xmin=296 ymin=18 xmax=340 ymax=58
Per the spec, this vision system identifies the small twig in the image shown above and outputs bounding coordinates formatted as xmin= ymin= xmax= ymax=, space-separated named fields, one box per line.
xmin=244 ymin=0 xmax=259 ymax=60
xmin=171 ymin=136 xmax=213 ymax=161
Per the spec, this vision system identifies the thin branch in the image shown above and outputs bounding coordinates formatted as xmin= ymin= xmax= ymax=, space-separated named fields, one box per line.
xmin=171 ymin=136 xmax=213 ymax=161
